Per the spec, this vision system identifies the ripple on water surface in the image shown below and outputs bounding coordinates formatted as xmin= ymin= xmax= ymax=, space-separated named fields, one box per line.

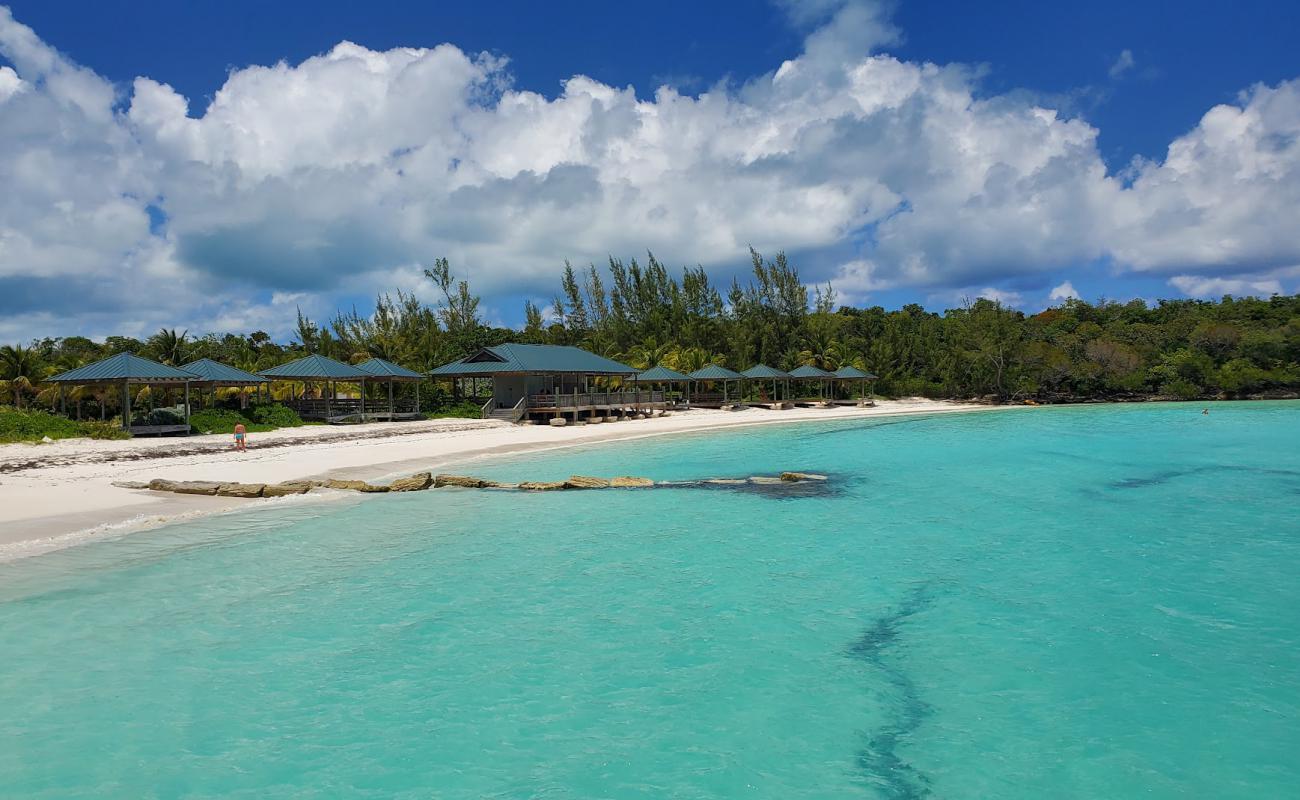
xmin=1 ymin=402 xmax=1299 ymax=798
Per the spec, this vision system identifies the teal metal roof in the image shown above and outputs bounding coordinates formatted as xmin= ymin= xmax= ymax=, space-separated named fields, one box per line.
xmin=741 ymin=364 xmax=790 ymax=379
xmin=688 ymin=364 xmax=743 ymax=381
xmin=834 ymin=365 xmax=878 ymax=379
xmin=430 ymin=344 xmax=636 ymax=376
xmin=636 ymin=365 xmax=691 ymax=382
xmin=48 ymin=352 xmax=199 ymax=383
xmin=181 ymin=358 xmax=268 ymax=384
xmin=258 ymin=354 xmax=370 ymax=380
xmin=357 ymin=358 xmax=424 ymax=380
xmin=789 ymin=364 xmax=835 ymax=379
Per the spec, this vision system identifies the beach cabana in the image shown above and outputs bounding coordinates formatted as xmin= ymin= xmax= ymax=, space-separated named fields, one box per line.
xmin=741 ymin=364 xmax=792 ymax=409
xmin=788 ymin=364 xmax=837 ymax=404
xmin=635 ymin=365 xmax=691 ymax=408
xmin=47 ymin=352 xmax=199 ymax=435
xmin=431 ymin=343 xmax=661 ymax=423
xmin=687 ymin=364 xmax=745 ymax=408
xmin=834 ymin=365 xmax=878 ymax=405
xmin=356 ymin=358 xmax=425 ymax=420
xmin=181 ymin=358 xmax=268 ymax=409
xmin=258 ymin=354 xmax=372 ymax=423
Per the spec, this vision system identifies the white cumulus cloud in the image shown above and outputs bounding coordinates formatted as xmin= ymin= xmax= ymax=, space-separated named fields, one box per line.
xmin=1049 ymin=281 xmax=1080 ymax=301
xmin=1 ymin=0 xmax=1299 ymax=340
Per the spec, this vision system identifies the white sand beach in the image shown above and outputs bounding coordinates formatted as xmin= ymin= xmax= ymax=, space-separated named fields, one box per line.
xmin=0 ymin=399 xmax=1000 ymax=561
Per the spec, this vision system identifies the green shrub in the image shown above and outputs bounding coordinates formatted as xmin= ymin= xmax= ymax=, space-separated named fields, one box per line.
xmin=248 ymin=403 xmax=304 ymax=428
xmin=187 ymin=408 xmax=265 ymax=434
xmin=78 ymin=420 xmax=131 ymax=440
xmin=136 ymin=407 xmax=187 ymax=426
xmin=427 ymin=401 xmax=484 ymax=419
xmin=0 ymin=408 xmax=83 ymax=442
xmin=0 ymin=409 xmax=130 ymax=442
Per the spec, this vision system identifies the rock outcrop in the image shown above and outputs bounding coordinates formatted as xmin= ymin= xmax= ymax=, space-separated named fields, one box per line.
xmin=434 ymin=474 xmax=488 ymax=488
xmin=325 ymin=478 xmax=389 ymax=493
xmin=610 ymin=476 xmax=654 ymax=488
xmin=132 ymin=469 xmax=825 ymax=498
xmin=780 ymin=472 xmax=828 ymax=482
xmin=171 ymin=481 xmax=222 ymax=496
xmin=563 ymin=475 xmax=610 ymax=489
xmin=548 ymin=417 xmax=567 ymax=427
xmin=263 ymin=481 xmax=313 ymax=497
xmin=389 ymin=472 xmax=433 ymax=492
xmin=519 ymin=481 xmax=565 ymax=491
xmin=216 ymin=483 xmax=266 ymax=498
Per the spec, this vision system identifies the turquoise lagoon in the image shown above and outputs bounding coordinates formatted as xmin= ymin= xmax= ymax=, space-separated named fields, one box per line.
xmin=2 ymin=402 xmax=1299 ymax=798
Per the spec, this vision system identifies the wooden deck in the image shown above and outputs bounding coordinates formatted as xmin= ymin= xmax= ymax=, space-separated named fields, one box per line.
xmin=285 ymin=398 xmax=423 ymax=424
xmin=502 ymin=390 xmax=669 ymax=422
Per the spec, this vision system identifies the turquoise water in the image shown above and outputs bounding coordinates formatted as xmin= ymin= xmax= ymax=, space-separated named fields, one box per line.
xmin=2 ymin=402 xmax=1299 ymax=798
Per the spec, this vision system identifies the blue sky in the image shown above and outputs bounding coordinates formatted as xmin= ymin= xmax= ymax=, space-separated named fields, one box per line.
xmin=1 ymin=0 xmax=1298 ymax=340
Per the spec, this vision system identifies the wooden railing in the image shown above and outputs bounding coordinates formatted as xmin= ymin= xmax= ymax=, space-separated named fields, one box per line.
xmin=528 ymin=390 xmax=666 ymax=409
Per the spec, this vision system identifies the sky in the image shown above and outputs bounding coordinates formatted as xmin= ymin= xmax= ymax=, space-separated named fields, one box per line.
xmin=1 ymin=0 xmax=1299 ymax=341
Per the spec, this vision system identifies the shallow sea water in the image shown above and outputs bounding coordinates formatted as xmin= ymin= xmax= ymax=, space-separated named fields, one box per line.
xmin=1 ymin=402 xmax=1298 ymax=798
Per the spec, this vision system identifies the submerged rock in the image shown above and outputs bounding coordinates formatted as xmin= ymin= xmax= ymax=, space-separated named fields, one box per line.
xmin=434 ymin=474 xmax=487 ymax=489
xmin=263 ymin=481 xmax=313 ymax=497
xmin=610 ymin=476 xmax=654 ymax=488
xmin=217 ymin=483 xmax=266 ymax=498
xmin=389 ymin=472 xmax=433 ymax=492
xmin=564 ymin=475 xmax=610 ymax=489
xmin=705 ymin=478 xmax=746 ymax=485
xmin=748 ymin=476 xmax=785 ymax=485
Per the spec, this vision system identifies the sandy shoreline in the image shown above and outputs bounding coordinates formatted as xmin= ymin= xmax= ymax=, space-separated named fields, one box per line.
xmin=0 ymin=399 xmax=1004 ymax=562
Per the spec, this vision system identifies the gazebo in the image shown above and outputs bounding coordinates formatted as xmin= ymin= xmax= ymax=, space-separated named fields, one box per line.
xmin=47 ymin=352 xmax=198 ymax=435
xmin=356 ymin=358 xmax=425 ymax=420
xmin=259 ymin=354 xmax=372 ymax=423
xmin=687 ymin=364 xmax=745 ymax=407
xmin=789 ymin=364 xmax=837 ymax=403
xmin=741 ymin=364 xmax=792 ymax=409
xmin=430 ymin=343 xmax=662 ymax=423
xmin=834 ymin=365 xmax=878 ymax=405
xmin=635 ymin=364 xmax=691 ymax=408
xmin=181 ymin=358 xmax=268 ymax=409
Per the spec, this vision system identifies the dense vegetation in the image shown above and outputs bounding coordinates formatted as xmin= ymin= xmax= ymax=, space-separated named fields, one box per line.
xmin=2 ymin=249 xmax=1299 ymax=431
xmin=0 ymin=408 xmax=130 ymax=444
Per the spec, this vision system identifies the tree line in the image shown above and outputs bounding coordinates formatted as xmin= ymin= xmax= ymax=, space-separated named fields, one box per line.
xmin=3 ymin=248 xmax=1300 ymax=411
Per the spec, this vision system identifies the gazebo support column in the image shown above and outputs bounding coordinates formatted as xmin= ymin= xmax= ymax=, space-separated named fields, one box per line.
xmin=121 ymin=380 xmax=131 ymax=431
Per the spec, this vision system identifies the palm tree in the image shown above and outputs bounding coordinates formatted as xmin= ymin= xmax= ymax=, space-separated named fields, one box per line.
xmin=148 ymin=328 xmax=190 ymax=366
xmin=0 ymin=345 xmax=44 ymax=409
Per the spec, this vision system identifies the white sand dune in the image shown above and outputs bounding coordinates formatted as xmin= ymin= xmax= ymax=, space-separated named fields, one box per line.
xmin=0 ymin=399 xmax=1002 ymax=561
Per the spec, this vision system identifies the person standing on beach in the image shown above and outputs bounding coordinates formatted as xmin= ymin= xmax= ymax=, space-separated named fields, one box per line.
xmin=233 ymin=423 xmax=247 ymax=452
